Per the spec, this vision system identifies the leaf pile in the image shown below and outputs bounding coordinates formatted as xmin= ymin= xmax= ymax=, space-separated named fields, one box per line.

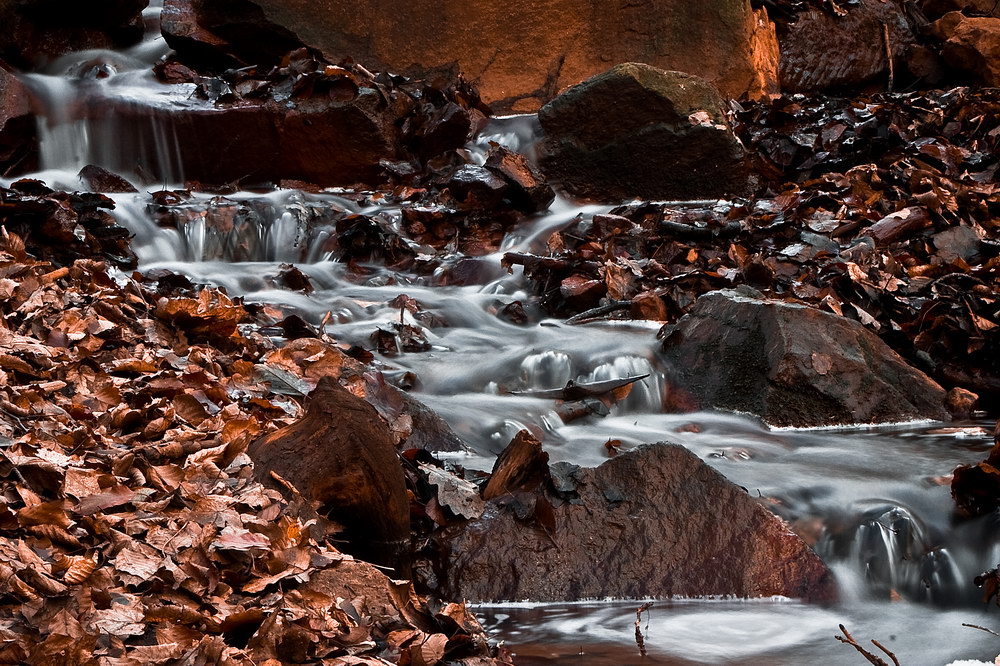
xmin=505 ymin=88 xmax=1000 ymax=398
xmin=0 ymin=229 xmax=506 ymax=664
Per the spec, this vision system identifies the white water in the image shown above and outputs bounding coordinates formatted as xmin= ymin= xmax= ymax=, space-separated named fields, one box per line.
xmin=10 ymin=11 xmax=1000 ymax=663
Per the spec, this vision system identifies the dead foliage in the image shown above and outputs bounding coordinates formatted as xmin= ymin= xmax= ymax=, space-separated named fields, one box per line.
xmin=507 ymin=89 xmax=1000 ymax=399
xmin=0 ymin=228 xmax=506 ymax=664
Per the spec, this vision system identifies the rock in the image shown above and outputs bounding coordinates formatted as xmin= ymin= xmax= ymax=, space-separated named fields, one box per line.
xmin=659 ymin=289 xmax=951 ymax=427
xmin=779 ymin=0 xmax=919 ymax=91
xmin=434 ymin=443 xmax=835 ymax=602
xmin=446 ymin=165 xmax=509 ymax=208
xmin=0 ymin=0 xmax=147 ymax=68
xmin=538 ymin=63 xmax=748 ymax=201
xmin=169 ymin=0 xmax=779 ymax=112
xmin=94 ymin=88 xmax=399 ymax=187
xmin=484 ymin=145 xmax=555 ymax=214
xmin=945 ymin=387 xmax=979 ymax=419
xmin=78 ymin=165 xmax=137 ymax=193
xmin=921 ymin=0 xmax=1000 ymax=19
xmin=248 ymin=377 xmax=410 ymax=574
xmin=933 ymin=12 xmax=1000 ymax=86
xmin=0 ymin=68 xmax=35 ymax=176
xmin=482 ymin=431 xmax=549 ymax=501
xmin=161 ymin=0 xmax=302 ymax=69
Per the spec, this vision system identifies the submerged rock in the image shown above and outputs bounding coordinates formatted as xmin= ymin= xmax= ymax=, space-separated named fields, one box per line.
xmin=659 ymin=288 xmax=951 ymax=428
xmin=538 ymin=63 xmax=748 ymax=201
xmin=164 ymin=0 xmax=778 ymax=112
xmin=434 ymin=442 xmax=835 ymax=603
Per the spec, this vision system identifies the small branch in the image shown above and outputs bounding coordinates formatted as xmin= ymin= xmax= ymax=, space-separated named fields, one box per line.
xmin=963 ymin=622 xmax=1000 ymax=638
xmin=564 ymin=300 xmax=631 ymax=325
xmin=872 ymin=639 xmax=901 ymax=666
xmin=634 ymin=601 xmax=653 ymax=657
xmin=882 ymin=22 xmax=895 ymax=93
xmin=835 ymin=624 xmax=891 ymax=666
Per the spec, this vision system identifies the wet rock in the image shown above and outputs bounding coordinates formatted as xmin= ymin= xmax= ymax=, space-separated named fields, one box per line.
xmin=0 ymin=68 xmax=35 ymax=176
xmin=78 ymin=165 xmax=138 ymax=193
xmin=446 ymin=165 xmax=508 ymax=208
xmin=484 ymin=145 xmax=555 ymax=214
xmin=538 ymin=63 xmax=748 ymax=201
xmin=0 ymin=0 xmax=147 ymax=68
xmin=248 ymin=377 xmax=410 ymax=574
xmin=779 ymin=0 xmax=920 ymax=92
xmin=435 ymin=443 xmax=835 ymax=602
xmin=659 ymin=289 xmax=951 ymax=427
xmin=188 ymin=0 xmax=778 ymax=112
xmin=933 ymin=12 xmax=1000 ymax=86
xmin=100 ymin=90 xmax=398 ymax=188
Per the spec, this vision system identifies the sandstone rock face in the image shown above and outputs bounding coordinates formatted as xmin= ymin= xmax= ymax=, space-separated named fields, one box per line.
xmin=659 ymin=289 xmax=951 ymax=428
xmin=538 ymin=63 xmax=748 ymax=201
xmin=248 ymin=378 xmax=410 ymax=574
xmin=169 ymin=0 xmax=779 ymax=111
xmin=437 ymin=443 xmax=836 ymax=603
xmin=0 ymin=0 xmax=147 ymax=68
xmin=779 ymin=0 xmax=918 ymax=91
xmin=933 ymin=11 xmax=1000 ymax=85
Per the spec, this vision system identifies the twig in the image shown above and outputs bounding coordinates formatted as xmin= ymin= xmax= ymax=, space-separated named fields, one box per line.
xmin=634 ymin=601 xmax=653 ymax=657
xmin=872 ymin=639 xmax=901 ymax=666
xmin=963 ymin=622 xmax=1000 ymax=638
xmin=882 ymin=22 xmax=895 ymax=93
xmin=834 ymin=624 xmax=892 ymax=666
xmin=564 ymin=300 xmax=631 ymax=325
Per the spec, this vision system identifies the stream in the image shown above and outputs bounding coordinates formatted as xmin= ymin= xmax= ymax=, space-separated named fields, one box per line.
xmin=12 ymin=5 xmax=1000 ymax=663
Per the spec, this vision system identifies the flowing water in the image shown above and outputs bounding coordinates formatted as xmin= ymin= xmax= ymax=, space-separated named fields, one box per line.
xmin=12 ymin=10 xmax=1000 ymax=663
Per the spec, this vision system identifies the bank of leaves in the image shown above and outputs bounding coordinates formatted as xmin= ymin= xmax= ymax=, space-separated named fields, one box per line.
xmin=0 ymin=230 xmax=504 ymax=664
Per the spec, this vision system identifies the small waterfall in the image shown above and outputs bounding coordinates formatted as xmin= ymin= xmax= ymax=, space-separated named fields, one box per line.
xmin=580 ymin=355 xmax=664 ymax=413
xmin=520 ymin=351 xmax=574 ymax=389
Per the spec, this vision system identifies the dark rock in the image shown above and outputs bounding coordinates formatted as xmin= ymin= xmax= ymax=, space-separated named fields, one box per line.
xmin=779 ymin=0 xmax=920 ymax=92
xmin=482 ymin=431 xmax=549 ymax=501
xmin=248 ymin=377 xmax=410 ymax=574
xmin=933 ymin=12 xmax=1000 ymax=86
xmin=484 ymin=145 xmax=555 ymax=213
xmin=418 ymin=102 xmax=472 ymax=161
xmin=189 ymin=0 xmax=778 ymax=112
xmin=0 ymin=68 xmax=35 ymax=176
xmin=161 ymin=0 xmax=302 ymax=69
xmin=0 ymin=0 xmax=147 ymax=68
xmin=660 ymin=289 xmax=951 ymax=428
xmin=78 ymin=165 xmax=138 ymax=193
xmin=446 ymin=165 xmax=508 ymax=208
xmin=538 ymin=63 xmax=748 ymax=201
xmin=921 ymin=0 xmax=1000 ymax=19
xmin=435 ymin=443 xmax=835 ymax=603
xmin=96 ymin=89 xmax=398 ymax=188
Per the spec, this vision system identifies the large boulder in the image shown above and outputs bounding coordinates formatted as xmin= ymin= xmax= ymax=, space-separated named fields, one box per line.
xmin=659 ymin=289 xmax=951 ymax=428
xmin=779 ymin=0 xmax=920 ymax=92
xmin=248 ymin=378 xmax=410 ymax=574
xmin=0 ymin=0 xmax=147 ymax=68
xmin=933 ymin=11 xmax=1000 ymax=85
xmin=163 ymin=0 xmax=779 ymax=112
xmin=434 ymin=443 xmax=836 ymax=602
xmin=538 ymin=63 xmax=748 ymax=201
